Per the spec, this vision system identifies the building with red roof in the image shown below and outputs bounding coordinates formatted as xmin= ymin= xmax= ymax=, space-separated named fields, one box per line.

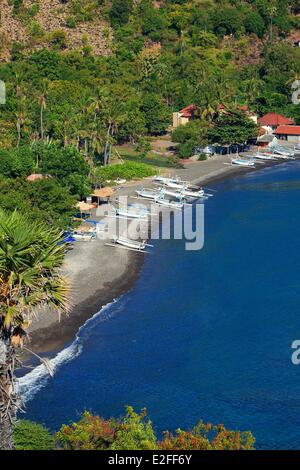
xmin=172 ymin=103 xmax=257 ymax=128
xmin=258 ymin=113 xmax=294 ymax=132
xmin=172 ymin=104 xmax=197 ymax=127
xmin=274 ymin=125 xmax=300 ymax=142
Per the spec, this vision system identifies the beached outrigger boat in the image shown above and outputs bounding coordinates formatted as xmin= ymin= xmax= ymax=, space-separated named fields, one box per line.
xmin=231 ymin=156 xmax=255 ymax=167
xmin=154 ymin=179 xmax=186 ymax=190
xmin=155 ymin=196 xmax=184 ymax=210
xmin=162 ymin=187 xmax=206 ymax=199
xmin=136 ymin=187 xmax=163 ymax=200
xmin=270 ymin=145 xmax=295 ymax=158
xmin=154 ymin=175 xmax=181 ymax=185
xmin=72 ymin=232 xmax=96 ymax=241
xmin=180 ymin=187 xmax=206 ymax=198
xmin=105 ymin=236 xmax=153 ymax=253
xmin=115 ymin=207 xmax=149 ymax=219
xmin=248 ymin=152 xmax=273 ymax=161
xmin=272 ymin=149 xmax=295 ymax=158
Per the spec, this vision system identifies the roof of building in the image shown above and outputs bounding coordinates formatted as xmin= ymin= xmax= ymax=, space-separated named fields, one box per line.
xmin=257 ymin=134 xmax=276 ymax=142
xmin=26 ymin=173 xmax=44 ymax=182
xmin=179 ymin=104 xmax=197 ymax=118
xmin=258 ymin=113 xmax=294 ymax=126
xmin=274 ymin=125 xmax=300 ymax=135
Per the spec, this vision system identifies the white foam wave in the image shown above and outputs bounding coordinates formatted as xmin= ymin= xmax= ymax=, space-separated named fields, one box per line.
xmin=18 ymin=299 xmax=119 ymax=404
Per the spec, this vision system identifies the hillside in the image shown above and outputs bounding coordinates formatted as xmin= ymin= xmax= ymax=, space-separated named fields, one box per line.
xmin=0 ymin=0 xmax=299 ymax=225
xmin=0 ymin=0 xmax=112 ymax=61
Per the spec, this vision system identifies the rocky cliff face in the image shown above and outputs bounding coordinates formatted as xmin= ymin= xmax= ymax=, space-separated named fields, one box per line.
xmin=0 ymin=0 xmax=112 ymax=61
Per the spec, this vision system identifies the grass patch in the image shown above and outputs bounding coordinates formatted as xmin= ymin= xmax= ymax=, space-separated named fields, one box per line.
xmin=92 ymin=161 xmax=157 ymax=185
xmin=115 ymin=146 xmax=182 ymax=169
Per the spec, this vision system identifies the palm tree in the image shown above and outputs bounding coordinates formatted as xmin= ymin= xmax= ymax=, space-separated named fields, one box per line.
xmin=0 ymin=211 xmax=70 ymax=450
xmin=37 ymin=86 xmax=47 ymax=141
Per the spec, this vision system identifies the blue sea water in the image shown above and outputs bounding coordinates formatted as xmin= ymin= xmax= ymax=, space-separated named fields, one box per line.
xmin=21 ymin=161 xmax=300 ymax=449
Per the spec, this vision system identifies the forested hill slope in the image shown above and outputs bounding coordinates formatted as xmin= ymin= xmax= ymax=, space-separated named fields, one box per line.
xmin=0 ymin=0 xmax=299 ymax=227
xmin=0 ymin=0 xmax=300 ymax=150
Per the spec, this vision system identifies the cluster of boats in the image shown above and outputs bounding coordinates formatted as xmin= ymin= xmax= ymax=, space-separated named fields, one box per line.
xmin=231 ymin=146 xmax=297 ymax=168
xmin=135 ymin=175 xmax=212 ymax=210
xmin=105 ymin=175 xmax=212 ymax=253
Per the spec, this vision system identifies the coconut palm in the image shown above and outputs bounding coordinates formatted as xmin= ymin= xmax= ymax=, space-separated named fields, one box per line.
xmin=0 ymin=210 xmax=70 ymax=450
xmin=37 ymin=82 xmax=48 ymax=141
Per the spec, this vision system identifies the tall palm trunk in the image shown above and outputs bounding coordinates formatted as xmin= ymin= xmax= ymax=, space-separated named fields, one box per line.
xmin=16 ymin=121 xmax=21 ymax=148
xmin=0 ymin=338 xmax=18 ymax=450
xmin=40 ymin=106 xmax=44 ymax=141
xmin=104 ymin=123 xmax=112 ymax=166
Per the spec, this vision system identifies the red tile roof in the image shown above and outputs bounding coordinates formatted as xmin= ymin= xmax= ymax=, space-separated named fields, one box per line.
xmin=179 ymin=104 xmax=197 ymax=118
xmin=26 ymin=173 xmax=44 ymax=182
xmin=274 ymin=125 xmax=300 ymax=135
xmin=258 ymin=113 xmax=294 ymax=126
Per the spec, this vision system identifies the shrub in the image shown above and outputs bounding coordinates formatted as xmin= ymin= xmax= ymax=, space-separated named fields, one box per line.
xmin=66 ymin=17 xmax=76 ymax=28
xmin=109 ymin=0 xmax=133 ymax=27
xmin=55 ymin=408 xmax=255 ymax=450
xmin=49 ymin=30 xmax=68 ymax=50
xmin=0 ymin=147 xmax=35 ymax=178
xmin=14 ymin=420 xmax=54 ymax=450
xmin=91 ymin=161 xmax=157 ymax=185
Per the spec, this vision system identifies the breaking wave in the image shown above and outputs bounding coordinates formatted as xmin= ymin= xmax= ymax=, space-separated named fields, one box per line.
xmin=18 ymin=299 xmax=121 ymax=405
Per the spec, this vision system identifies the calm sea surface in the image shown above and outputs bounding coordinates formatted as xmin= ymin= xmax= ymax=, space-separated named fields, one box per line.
xmin=21 ymin=161 xmax=300 ymax=449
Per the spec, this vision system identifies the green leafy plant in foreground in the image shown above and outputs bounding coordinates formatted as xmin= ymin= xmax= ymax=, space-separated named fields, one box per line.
xmin=54 ymin=407 xmax=255 ymax=450
xmin=14 ymin=421 xmax=55 ymax=450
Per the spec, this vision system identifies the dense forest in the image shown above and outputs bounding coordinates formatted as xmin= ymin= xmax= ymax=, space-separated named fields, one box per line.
xmin=0 ymin=0 xmax=299 ymax=227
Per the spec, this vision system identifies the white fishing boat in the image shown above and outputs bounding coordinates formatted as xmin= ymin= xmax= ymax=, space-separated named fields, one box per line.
xmin=154 ymin=175 xmax=181 ymax=185
xmin=105 ymin=236 xmax=153 ymax=253
xmin=136 ymin=187 xmax=162 ymax=200
xmin=249 ymin=152 xmax=273 ymax=161
xmin=72 ymin=232 xmax=95 ymax=242
xmin=231 ymin=156 xmax=255 ymax=167
xmin=180 ymin=187 xmax=206 ymax=198
xmin=115 ymin=207 xmax=149 ymax=219
xmin=272 ymin=148 xmax=294 ymax=158
xmin=163 ymin=180 xmax=186 ymax=190
xmin=155 ymin=196 xmax=184 ymax=210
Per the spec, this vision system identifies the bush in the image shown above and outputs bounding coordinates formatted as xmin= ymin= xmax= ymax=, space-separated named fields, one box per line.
xmin=55 ymin=407 xmax=255 ymax=450
xmin=109 ymin=0 xmax=133 ymax=27
xmin=92 ymin=161 xmax=157 ymax=184
xmin=178 ymin=140 xmax=195 ymax=158
xmin=0 ymin=147 xmax=35 ymax=178
xmin=141 ymin=94 xmax=170 ymax=135
xmin=244 ymin=11 xmax=265 ymax=38
xmin=49 ymin=30 xmax=67 ymax=50
xmin=66 ymin=17 xmax=76 ymax=28
xmin=14 ymin=420 xmax=54 ymax=450
xmin=35 ymin=143 xmax=89 ymax=182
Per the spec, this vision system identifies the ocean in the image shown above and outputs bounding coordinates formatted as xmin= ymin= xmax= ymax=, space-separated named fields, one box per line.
xmin=19 ymin=161 xmax=300 ymax=449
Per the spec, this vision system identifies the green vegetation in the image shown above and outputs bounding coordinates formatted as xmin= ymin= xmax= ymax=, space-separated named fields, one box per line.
xmin=14 ymin=421 xmax=55 ymax=450
xmin=14 ymin=408 xmax=255 ymax=450
xmin=91 ymin=161 xmax=156 ymax=185
xmin=0 ymin=0 xmax=298 ymax=229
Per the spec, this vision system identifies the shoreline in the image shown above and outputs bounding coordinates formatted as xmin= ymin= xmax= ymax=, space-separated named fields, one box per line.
xmin=27 ymin=153 xmax=297 ymax=357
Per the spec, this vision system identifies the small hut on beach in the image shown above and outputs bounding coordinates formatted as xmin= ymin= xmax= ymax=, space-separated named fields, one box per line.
xmin=91 ymin=187 xmax=114 ymax=205
xmin=76 ymin=201 xmax=95 ymax=218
